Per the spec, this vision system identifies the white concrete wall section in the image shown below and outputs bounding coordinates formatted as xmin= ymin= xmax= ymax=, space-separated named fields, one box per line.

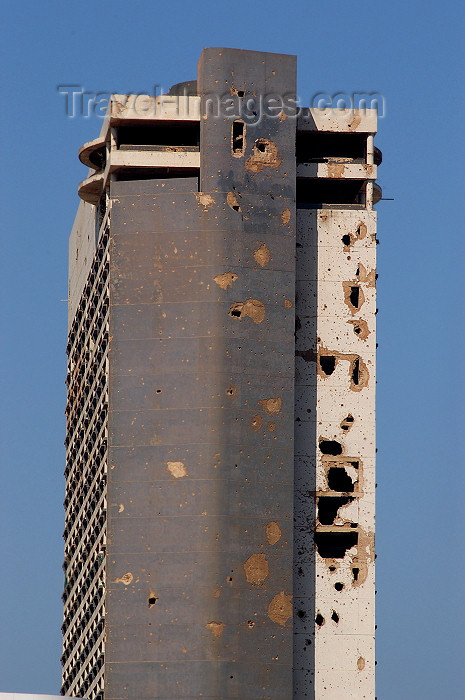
xmin=295 ymin=209 xmax=376 ymax=699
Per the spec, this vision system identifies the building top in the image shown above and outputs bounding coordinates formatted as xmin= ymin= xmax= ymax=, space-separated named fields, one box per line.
xmin=77 ymin=91 xmax=378 ymax=207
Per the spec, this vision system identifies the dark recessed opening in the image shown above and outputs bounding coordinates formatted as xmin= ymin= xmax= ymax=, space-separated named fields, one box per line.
xmin=148 ymin=595 xmax=158 ymax=608
xmin=334 ymin=582 xmax=344 ymax=591
xmin=350 ymin=286 xmax=360 ymax=308
xmin=315 ymin=613 xmax=325 ymax=627
xmin=331 ymin=611 xmax=340 ymax=624
xmin=296 ymin=131 xmax=367 ymax=163
xmin=114 ymin=169 xmax=200 ymax=185
xmin=352 ymin=567 xmax=360 ymax=582
xmin=117 ymin=123 xmax=200 ymax=148
xmin=296 ymin=178 xmax=366 ymax=208
xmin=256 ymin=139 xmax=267 ymax=152
xmin=352 ymin=358 xmax=360 ymax=385
xmin=327 ymin=466 xmax=355 ymax=493
xmin=89 ymin=146 xmax=106 ymax=170
xmin=319 ymin=440 xmax=343 ymax=456
xmin=232 ymin=120 xmax=245 ymax=155
xmin=230 ymin=309 xmax=242 ymax=318
xmin=314 ymin=531 xmax=358 ymax=558
xmin=318 ymin=496 xmax=353 ymax=525
xmin=342 ymin=234 xmax=351 ymax=246
xmin=297 ymin=609 xmax=306 ymax=619
xmin=319 ymin=355 xmax=336 ymax=376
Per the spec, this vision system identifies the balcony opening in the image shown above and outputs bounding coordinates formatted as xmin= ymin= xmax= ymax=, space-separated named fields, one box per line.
xmin=296 ymin=179 xmax=366 ymax=208
xmin=297 ymin=131 xmax=367 ymax=164
xmin=117 ymin=123 xmax=200 ymax=149
xmin=114 ymin=168 xmax=200 ymax=188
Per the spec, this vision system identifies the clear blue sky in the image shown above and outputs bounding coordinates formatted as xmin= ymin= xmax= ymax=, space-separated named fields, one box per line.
xmin=0 ymin=1 xmax=463 ymax=697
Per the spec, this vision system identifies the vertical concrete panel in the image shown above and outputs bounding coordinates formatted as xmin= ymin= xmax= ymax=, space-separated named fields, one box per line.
xmin=106 ymin=46 xmax=298 ymax=700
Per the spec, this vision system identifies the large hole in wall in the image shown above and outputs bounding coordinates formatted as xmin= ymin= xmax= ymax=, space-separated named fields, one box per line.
xmin=317 ymin=496 xmax=353 ymax=525
xmin=231 ymin=120 xmax=246 ymax=156
xmin=352 ymin=358 xmax=360 ymax=385
xmin=327 ymin=466 xmax=356 ymax=492
xmin=319 ymin=440 xmax=343 ymax=456
xmin=350 ymin=286 xmax=361 ymax=309
xmin=319 ymin=355 xmax=336 ymax=376
xmin=314 ymin=531 xmax=358 ymax=558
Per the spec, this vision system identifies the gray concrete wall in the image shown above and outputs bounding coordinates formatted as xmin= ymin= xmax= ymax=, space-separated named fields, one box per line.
xmin=104 ymin=47 xmax=297 ymax=700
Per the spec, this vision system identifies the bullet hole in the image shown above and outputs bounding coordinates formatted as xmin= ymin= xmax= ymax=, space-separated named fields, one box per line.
xmin=227 ymin=576 xmax=233 ymax=583
xmin=251 ymin=415 xmax=262 ymax=431
xmin=156 ymin=389 xmax=162 ymax=394
xmin=229 ymin=299 xmax=265 ymax=324
xmin=350 ymin=286 xmax=360 ymax=309
xmin=230 ymin=675 xmax=234 ymax=679
xmin=342 ymin=234 xmax=351 ymax=246
xmin=226 ymin=386 xmax=236 ymax=396
xmin=327 ymin=466 xmax=355 ymax=492
xmin=318 ymin=496 xmax=353 ymax=525
xmin=227 ymin=191 xmax=241 ymax=212
xmin=319 ymin=355 xmax=336 ymax=376
xmin=247 ymin=619 xmax=255 ymax=628
xmin=314 ymin=531 xmax=358 ymax=558
xmin=237 ymin=90 xmax=245 ymax=98
xmin=352 ymin=358 xmax=360 ymax=385
xmin=148 ymin=595 xmax=158 ymax=608
xmin=256 ymin=139 xmax=267 ymax=153
xmin=305 ymin=638 xmax=312 ymax=646
xmin=297 ymin=609 xmax=306 ymax=619
xmin=329 ymin=565 xmax=336 ymax=572
xmin=340 ymin=414 xmax=354 ymax=431
xmin=315 ymin=613 xmax=325 ymax=627
xmin=352 ymin=567 xmax=359 ymax=582
xmin=331 ymin=611 xmax=339 ymax=623
xmin=354 ymin=326 xmax=361 ymax=335
xmin=232 ymin=120 xmax=245 ymax=156
xmin=319 ymin=440 xmax=343 ymax=456
xmin=334 ymin=582 xmax=344 ymax=591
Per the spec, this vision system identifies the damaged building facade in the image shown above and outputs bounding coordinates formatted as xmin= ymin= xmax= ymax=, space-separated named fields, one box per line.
xmin=62 ymin=48 xmax=380 ymax=699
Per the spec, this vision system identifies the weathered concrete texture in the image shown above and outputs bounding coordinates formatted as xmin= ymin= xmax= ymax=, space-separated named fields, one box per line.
xmin=68 ymin=199 xmax=98 ymax=326
xmin=295 ymin=209 xmax=376 ymax=699
xmin=106 ymin=48 xmax=297 ymax=700
xmin=64 ymin=46 xmax=379 ymax=700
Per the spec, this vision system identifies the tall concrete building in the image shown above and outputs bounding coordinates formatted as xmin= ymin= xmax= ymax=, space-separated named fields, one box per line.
xmin=62 ymin=48 xmax=380 ymax=699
